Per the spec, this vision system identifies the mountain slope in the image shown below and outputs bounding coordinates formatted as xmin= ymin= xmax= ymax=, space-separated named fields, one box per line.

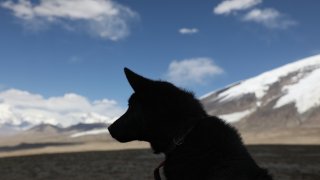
xmin=201 ymin=54 xmax=320 ymax=132
xmin=27 ymin=123 xmax=63 ymax=134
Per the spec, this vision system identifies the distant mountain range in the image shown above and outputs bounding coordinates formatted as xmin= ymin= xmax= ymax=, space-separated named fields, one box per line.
xmin=26 ymin=122 xmax=108 ymax=135
xmin=201 ymin=54 xmax=320 ymax=132
xmin=1 ymin=54 xmax=320 ymax=144
xmin=0 ymin=122 xmax=108 ymax=140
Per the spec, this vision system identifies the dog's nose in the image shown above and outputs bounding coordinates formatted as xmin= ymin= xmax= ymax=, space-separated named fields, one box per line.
xmin=107 ymin=124 xmax=114 ymax=134
xmin=108 ymin=124 xmax=123 ymax=141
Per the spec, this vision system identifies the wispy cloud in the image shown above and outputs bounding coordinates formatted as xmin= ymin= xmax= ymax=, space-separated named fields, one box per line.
xmin=213 ymin=0 xmax=297 ymax=29
xmin=243 ymin=8 xmax=297 ymax=29
xmin=1 ymin=0 xmax=138 ymax=41
xmin=0 ymin=89 xmax=124 ymax=128
xmin=165 ymin=58 xmax=224 ymax=86
xmin=214 ymin=0 xmax=262 ymax=15
xmin=179 ymin=28 xmax=199 ymax=35
xmin=68 ymin=56 xmax=83 ymax=64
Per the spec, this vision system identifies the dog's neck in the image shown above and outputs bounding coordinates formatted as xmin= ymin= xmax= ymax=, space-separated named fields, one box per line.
xmin=151 ymin=115 xmax=207 ymax=155
xmin=152 ymin=116 xmax=207 ymax=180
xmin=150 ymin=99 xmax=208 ymax=154
xmin=164 ymin=122 xmax=198 ymax=155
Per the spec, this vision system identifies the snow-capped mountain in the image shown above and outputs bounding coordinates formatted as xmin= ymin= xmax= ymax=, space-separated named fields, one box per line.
xmin=0 ymin=89 xmax=123 ymax=133
xmin=201 ymin=54 xmax=320 ymax=131
xmin=26 ymin=122 xmax=108 ymax=135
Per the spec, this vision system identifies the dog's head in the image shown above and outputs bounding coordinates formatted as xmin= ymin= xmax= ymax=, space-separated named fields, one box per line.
xmin=108 ymin=68 xmax=206 ymax=153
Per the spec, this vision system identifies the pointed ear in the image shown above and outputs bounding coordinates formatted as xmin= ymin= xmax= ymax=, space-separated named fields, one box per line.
xmin=124 ymin=67 xmax=153 ymax=92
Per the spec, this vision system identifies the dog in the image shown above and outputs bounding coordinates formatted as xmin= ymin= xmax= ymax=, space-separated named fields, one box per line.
xmin=108 ymin=68 xmax=272 ymax=180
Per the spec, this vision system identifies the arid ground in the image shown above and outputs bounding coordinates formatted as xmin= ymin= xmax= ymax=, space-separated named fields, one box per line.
xmin=0 ymin=144 xmax=319 ymax=180
xmin=0 ymin=128 xmax=320 ymax=180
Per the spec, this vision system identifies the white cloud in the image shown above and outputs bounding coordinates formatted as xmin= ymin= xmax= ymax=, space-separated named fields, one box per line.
xmin=243 ymin=8 xmax=297 ymax=29
xmin=165 ymin=58 xmax=224 ymax=86
xmin=1 ymin=0 xmax=138 ymax=41
xmin=213 ymin=0 xmax=262 ymax=15
xmin=0 ymin=89 xmax=124 ymax=128
xmin=179 ymin=28 xmax=199 ymax=35
xmin=213 ymin=0 xmax=297 ymax=29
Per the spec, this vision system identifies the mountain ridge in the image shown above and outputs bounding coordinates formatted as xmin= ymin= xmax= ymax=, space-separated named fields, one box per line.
xmin=201 ymin=54 xmax=320 ymax=132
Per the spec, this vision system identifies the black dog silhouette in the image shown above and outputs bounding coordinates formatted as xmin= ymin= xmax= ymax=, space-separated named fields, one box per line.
xmin=108 ymin=68 xmax=272 ymax=180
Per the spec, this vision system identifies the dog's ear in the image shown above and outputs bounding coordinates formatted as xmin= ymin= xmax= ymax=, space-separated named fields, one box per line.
xmin=124 ymin=67 xmax=153 ymax=92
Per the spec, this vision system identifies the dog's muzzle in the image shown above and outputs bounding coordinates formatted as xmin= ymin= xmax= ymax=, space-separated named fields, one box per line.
xmin=108 ymin=111 xmax=144 ymax=143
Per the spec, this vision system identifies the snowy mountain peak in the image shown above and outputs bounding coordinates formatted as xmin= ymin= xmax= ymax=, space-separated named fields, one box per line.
xmin=217 ymin=54 xmax=320 ymax=103
xmin=201 ymin=54 xmax=320 ymax=129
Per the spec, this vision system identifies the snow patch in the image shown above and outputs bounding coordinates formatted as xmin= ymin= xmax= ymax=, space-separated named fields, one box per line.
xmin=70 ymin=128 xmax=108 ymax=138
xmin=256 ymin=101 xmax=261 ymax=107
xmin=218 ymin=109 xmax=255 ymax=123
xmin=274 ymin=68 xmax=320 ymax=113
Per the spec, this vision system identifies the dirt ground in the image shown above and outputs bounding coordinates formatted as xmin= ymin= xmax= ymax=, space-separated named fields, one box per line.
xmin=0 ymin=145 xmax=319 ymax=180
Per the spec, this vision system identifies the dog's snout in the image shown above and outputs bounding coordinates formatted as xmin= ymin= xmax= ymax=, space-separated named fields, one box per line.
xmin=107 ymin=113 xmax=144 ymax=143
xmin=108 ymin=123 xmax=122 ymax=141
xmin=107 ymin=122 xmax=118 ymax=138
xmin=107 ymin=124 xmax=113 ymax=133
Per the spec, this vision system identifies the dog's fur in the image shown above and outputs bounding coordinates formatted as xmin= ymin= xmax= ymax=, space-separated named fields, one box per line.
xmin=108 ymin=68 xmax=272 ymax=180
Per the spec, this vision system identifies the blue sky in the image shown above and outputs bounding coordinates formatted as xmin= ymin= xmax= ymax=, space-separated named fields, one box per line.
xmin=1 ymin=0 xmax=320 ymax=110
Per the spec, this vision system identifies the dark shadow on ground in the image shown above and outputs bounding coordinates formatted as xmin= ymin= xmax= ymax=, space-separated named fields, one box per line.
xmin=0 ymin=142 xmax=82 ymax=152
xmin=0 ymin=145 xmax=319 ymax=180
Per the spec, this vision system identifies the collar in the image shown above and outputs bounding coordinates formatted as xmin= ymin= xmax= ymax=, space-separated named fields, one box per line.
xmin=165 ymin=116 xmax=205 ymax=155
xmin=154 ymin=116 xmax=206 ymax=180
